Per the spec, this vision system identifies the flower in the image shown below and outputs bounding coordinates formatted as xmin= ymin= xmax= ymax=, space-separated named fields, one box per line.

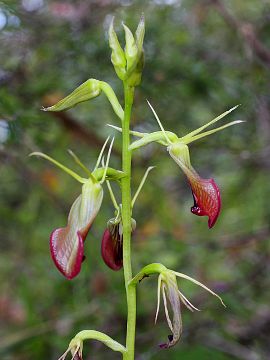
xmin=57 ymin=330 xmax=126 ymax=360
xmin=51 ymin=178 xmax=103 ymax=279
xmin=156 ymin=271 xmax=182 ymax=349
xmin=168 ymin=142 xmax=220 ymax=228
xmin=30 ymin=137 xmax=115 ymax=279
xmin=58 ymin=337 xmax=83 ymax=360
xmin=128 ymin=102 xmax=243 ymax=228
xmin=155 ymin=268 xmax=225 ymax=349
xmin=101 ymin=216 xmax=136 ymax=271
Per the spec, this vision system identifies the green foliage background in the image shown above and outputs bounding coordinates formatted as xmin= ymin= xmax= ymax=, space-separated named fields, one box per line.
xmin=0 ymin=0 xmax=269 ymax=359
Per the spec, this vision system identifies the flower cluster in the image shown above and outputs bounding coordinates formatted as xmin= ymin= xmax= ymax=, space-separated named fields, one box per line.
xmin=32 ymin=15 xmax=243 ymax=358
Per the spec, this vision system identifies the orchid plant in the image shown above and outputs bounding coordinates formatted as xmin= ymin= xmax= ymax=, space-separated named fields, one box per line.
xmin=32 ymin=16 xmax=243 ymax=360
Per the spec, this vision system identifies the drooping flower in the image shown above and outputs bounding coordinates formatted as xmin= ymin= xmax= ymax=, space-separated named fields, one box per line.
xmin=101 ymin=216 xmax=136 ymax=271
xmin=58 ymin=330 xmax=126 ymax=360
xmin=31 ymin=138 xmax=115 ymax=279
xmin=168 ymin=142 xmax=220 ymax=228
xmin=50 ymin=178 xmax=103 ymax=279
xmin=58 ymin=337 xmax=83 ymax=360
xmin=155 ymin=268 xmax=225 ymax=349
xmin=127 ymin=102 xmax=243 ymax=228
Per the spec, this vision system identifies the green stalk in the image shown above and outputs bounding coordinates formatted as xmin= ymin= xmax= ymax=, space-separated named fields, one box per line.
xmin=121 ymin=81 xmax=136 ymax=360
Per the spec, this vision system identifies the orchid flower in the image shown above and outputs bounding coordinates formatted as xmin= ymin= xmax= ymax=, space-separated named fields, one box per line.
xmin=129 ymin=263 xmax=225 ymax=349
xmin=30 ymin=137 xmax=114 ymax=279
xmin=122 ymin=101 xmax=244 ymax=228
xmin=155 ymin=268 xmax=225 ymax=348
xmin=58 ymin=330 xmax=126 ymax=360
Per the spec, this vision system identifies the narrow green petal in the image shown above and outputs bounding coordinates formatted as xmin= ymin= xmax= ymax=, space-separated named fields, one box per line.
xmin=107 ymin=123 xmax=145 ymax=138
xmin=173 ymin=271 xmax=226 ymax=307
xmin=183 ymin=120 xmax=244 ymax=145
xmin=42 ymin=79 xmax=101 ymax=112
xmin=132 ymin=166 xmax=155 ymax=207
xmin=181 ymin=105 xmax=240 ymax=142
xmin=29 ymin=152 xmax=86 ymax=183
xmin=68 ymin=149 xmax=92 ymax=177
xmin=155 ymin=274 xmax=162 ymax=324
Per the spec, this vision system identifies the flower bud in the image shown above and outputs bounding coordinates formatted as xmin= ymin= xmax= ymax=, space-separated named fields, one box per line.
xmin=126 ymin=51 xmax=144 ymax=87
xmin=101 ymin=217 xmax=136 ymax=271
xmin=122 ymin=23 xmax=138 ymax=72
xmin=42 ymin=79 xmax=101 ymax=112
xmin=109 ymin=18 xmax=127 ymax=80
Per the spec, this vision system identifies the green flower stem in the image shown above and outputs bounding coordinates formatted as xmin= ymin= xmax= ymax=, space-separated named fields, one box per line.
xmin=121 ymin=81 xmax=136 ymax=360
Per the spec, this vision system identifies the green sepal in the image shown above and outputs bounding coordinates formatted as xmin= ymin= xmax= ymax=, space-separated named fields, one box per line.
xmin=42 ymin=79 xmax=101 ymax=112
xmin=92 ymin=167 xmax=126 ymax=182
xmin=135 ymin=14 xmax=145 ymax=56
xmin=109 ymin=18 xmax=127 ymax=80
xmin=125 ymin=14 xmax=145 ymax=86
xmin=129 ymin=131 xmax=178 ymax=150
xmin=126 ymin=51 xmax=144 ymax=87
xmin=129 ymin=263 xmax=167 ymax=286
xmin=72 ymin=330 xmax=126 ymax=353
xmin=168 ymin=142 xmax=191 ymax=168
xmin=122 ymin=23 xmax=138 ymax=72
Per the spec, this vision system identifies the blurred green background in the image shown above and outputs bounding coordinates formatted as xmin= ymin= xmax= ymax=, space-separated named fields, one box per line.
xmin=0 ymin=0 xmax=269 ymax=359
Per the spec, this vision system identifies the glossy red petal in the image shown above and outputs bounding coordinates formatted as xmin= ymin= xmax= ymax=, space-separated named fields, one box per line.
xmin=50 ymin=228 xmax=84 ymax=280
xmin=101 ymin=228 xmax=123 ymax=271
xmin=50 ymin=181 xmax=103 ymax=279
xmin=189 ymin=176 xmax=221 ymax=228
xmin=168 ymin=143 xmax=221 ymax=228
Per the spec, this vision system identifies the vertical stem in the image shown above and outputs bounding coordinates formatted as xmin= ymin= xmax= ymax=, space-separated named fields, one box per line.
xmin=121 ymin=82 xmax=136 ymax=360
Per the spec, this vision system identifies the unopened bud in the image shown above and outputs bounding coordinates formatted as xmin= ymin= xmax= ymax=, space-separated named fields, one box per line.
xmin=42 ymin=79 xmax=101 ymax=112
xmin=122 ymin=23 xmax=138 ymax=72
xmin=109 ymin=18 xmax=126 ymax=80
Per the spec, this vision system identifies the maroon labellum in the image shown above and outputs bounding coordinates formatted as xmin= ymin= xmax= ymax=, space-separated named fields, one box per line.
xmin=168 ymin=142 xmax=221 ymax=228
xmin=101 ymin=226 xmax=123 ymax=271
xmin=101 ymin=218 xmax=136 ymax=271
xmin=189 ymin=176 xmax=220 ymax=228
xmin=50 ymin=180 xmax=103 ymax=280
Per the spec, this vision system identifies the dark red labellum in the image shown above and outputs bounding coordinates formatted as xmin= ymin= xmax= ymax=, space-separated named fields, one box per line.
xmin=189 ymin=177 xmax=221 ymax=228
xmin=101 ymin=227 xmax=123 ymax=271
